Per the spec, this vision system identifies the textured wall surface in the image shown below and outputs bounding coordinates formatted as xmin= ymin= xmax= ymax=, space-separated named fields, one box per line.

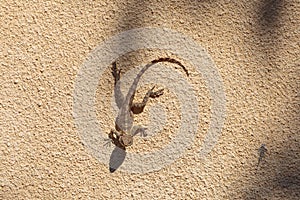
xmin=1 ymin=0 xmax=299 ymax=199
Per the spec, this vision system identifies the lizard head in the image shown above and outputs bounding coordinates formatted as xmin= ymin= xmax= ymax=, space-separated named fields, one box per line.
xmin=109 ymin=129 xmax=133 ymax=148
xmin=119 ymin=134 xmax=133 ymax=147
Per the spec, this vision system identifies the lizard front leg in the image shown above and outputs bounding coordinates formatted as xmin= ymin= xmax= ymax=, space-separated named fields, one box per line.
xmin=131 ymin=86 xmax=164 ymax=114
xmin=131 ymin=125 xmax=148 ymax=137
xmin=104 ymin=129 xmax=121 ymax=148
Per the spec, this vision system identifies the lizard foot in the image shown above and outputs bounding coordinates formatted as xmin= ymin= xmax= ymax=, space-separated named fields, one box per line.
xmin=131 ymin=86 xmax=164 ymax=114
xmin=103 ymin=138 xmax=113 ymax=148
xmin=149 ymin=86 xmax=164 ymax=98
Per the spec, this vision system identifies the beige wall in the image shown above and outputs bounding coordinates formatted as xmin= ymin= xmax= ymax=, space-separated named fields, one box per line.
xmin=1 ymin=0 xmax=299 ymax=199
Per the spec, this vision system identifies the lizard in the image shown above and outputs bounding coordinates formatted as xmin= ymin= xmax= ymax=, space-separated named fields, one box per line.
xmin=257 ymin=144 xmax=267 ymax=168
xmin=108 ymin=57 xmax=189 ymax=150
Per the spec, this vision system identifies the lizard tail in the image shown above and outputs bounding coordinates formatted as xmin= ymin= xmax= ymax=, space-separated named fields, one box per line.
xmin=130 ymin=57 xmax=189 ymax=90
xmin=151 ymin=58 xmax=189 ymax=77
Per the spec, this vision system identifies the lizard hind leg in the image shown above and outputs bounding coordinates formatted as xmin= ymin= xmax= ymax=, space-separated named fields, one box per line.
xmin=131 ymin=86 xmax=164 ymax=114
xmin=149 ymin=86 xmax=164 ymax=98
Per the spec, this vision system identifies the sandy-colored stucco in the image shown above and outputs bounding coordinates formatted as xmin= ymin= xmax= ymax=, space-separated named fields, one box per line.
xmin=1 ymin=0 xmax=299 ymax=199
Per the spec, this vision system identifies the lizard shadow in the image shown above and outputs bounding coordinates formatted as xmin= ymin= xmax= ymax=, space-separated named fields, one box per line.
xmin=108 ymin=61 xmax=150 ymax=172
xmin=111 ymin=61 xmax=124 ymax=109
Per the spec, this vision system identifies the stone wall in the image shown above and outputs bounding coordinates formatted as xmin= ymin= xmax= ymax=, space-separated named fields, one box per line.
xmin=1 ymin=0 xmax=299 ymax=199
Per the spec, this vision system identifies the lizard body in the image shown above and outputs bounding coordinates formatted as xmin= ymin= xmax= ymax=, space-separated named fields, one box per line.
xmin=109 ymin=58 xmax=189 ymax=149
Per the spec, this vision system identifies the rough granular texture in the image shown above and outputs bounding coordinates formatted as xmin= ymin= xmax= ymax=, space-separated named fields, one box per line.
xmin=1 ymin=0 xmax=299 ymax=199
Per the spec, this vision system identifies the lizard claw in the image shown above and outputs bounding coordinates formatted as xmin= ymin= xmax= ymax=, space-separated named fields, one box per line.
xmin=140 ymin=129 xmax=148 ymax=137
xmin=103 ymin=138 xmax=113 ymax=148
xmin=150 ymin=88 xmax=164 ymax=98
